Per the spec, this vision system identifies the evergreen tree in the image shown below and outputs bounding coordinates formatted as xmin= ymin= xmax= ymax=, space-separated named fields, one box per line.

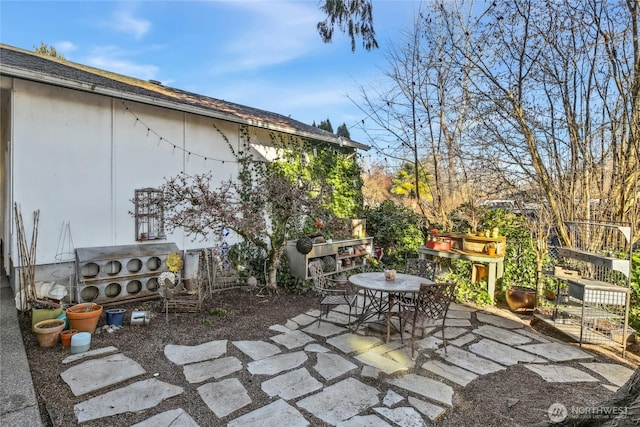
xmin=336 ymin=123 xmax=350 ymax=138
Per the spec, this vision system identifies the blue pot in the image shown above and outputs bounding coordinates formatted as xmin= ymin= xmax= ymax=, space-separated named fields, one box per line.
xmin=105 ymin=308 xmax=127 ymax=326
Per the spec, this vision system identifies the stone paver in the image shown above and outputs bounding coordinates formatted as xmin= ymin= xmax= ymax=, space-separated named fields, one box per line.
xmin=305 ymin=343 xmax=330 ymax=352
xmin=164 ymin=340 xmax=227 ymax=365
xmin=270 ymin=329 xmax=316 ymax=349
xmin=449 ymin=303 xmax=474 ymax=312
xmin=290 ymin=312 xmax=318 ymax=327
xmin=476 ymin=312 xmax=523 ymax=329
xmin=444 ymin=318 xmax=472 ymax=327
xmin=322 ymin=310 xmax=353 ymax=325
xmin=261 ymin=367 xmax=323 ymax=400
xmin=421 ymin=360 xmax=478 ymax=386
xmin=197 ymin=377 xmax=251 ymax=418
xmin=408 ymin=396 xmax=446 ymax=422
xmin=302 ymin=321 xmax=347 ymax=337
xmin=448 ymin=333 xmax=476 ymax=347
xmin=468 ymin=338 xmax=544 ymax=365
xmin=61 ymin=353 xmax=146 ymax=396
xmin=227 ymin=399 xmax=308 ymax=427
xmin=443 ymin=326 xmax=468 ymax=339
xmin=580 ymin=362 xmax=635 ymax=387
xmin=374 ymin=406 xmax=427 ymax=426
xmin=337 ymin=415 xmax=392 ymax=426
xmin=131 ymin=408 xmax=200 ymax=427
xmin=247 ymin=351 xmax=307 ymax=375
xmin=183 ymin=356 xmax=243 ymax=383
xmin=48 ymin=291 xmax=632 ymax=426
xmin=297 ymin=377 xmax=380 ymax=425
xmin=314 ymin=352 xmax=358 ymax=380
xmin=383 ymin=390 xmax=404 ymax=406
xmin=61 ymin=345 xmax=119 ymax=364
xmin=436 ymin=345 xmax=506 ymax=375
xmin=233 ymin=340 xmax=281 ymax=360
xmin=472 ymin=325 xmax=531 ymax=345
xmin=516 ymin=328 xmax=550 ymax=343
xmin=327 ymin=333 xmax=382 ymax=354
xmin=446 ymin=309 xmax=471 ymax=319
xmin=517 ymin=342 xmax=594 ymax=362
xmin=285 ymin=319 xmax=299 ymax=330
xmin=524 ymin=364 xmax=599 ymax=383
xmin=355 ymin=351 xmax=411 ymax=375
xmin=387 ymin=374 xmax=454 ymax=407
xmin=74 ymin=379 xmax=183 ymax=423
xmin=268 ymin=324 xmax=292 ymax=333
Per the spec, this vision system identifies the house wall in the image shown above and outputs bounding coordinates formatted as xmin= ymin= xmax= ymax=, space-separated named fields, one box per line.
xmin=5 ymin=77 xmax=248 ymax=284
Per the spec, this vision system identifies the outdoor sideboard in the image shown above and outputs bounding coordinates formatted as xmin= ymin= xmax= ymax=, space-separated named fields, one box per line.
xmin=418 ymin=232 xmax=506 ymax=303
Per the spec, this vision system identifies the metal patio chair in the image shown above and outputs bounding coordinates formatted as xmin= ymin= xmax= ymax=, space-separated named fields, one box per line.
xmin=386 ymin=281 xmax=456 ymax=358
xmin=308 ymin=260 xmax=357 ymax=330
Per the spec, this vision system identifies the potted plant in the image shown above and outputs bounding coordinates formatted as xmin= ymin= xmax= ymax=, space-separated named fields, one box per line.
xmin=485 ymin=241 xmax=497 ymax=256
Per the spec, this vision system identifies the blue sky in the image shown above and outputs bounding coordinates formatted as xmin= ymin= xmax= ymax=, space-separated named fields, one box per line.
xmin=0 ymin=1 xmax=421 ymax=149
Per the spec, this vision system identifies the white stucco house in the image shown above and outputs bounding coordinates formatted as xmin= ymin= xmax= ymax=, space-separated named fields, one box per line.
xmin=0 ymin=44 xmax=367 ymax=301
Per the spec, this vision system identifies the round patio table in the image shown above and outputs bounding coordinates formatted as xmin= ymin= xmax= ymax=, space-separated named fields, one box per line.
xmin=348 ymin=272 xmax=435 ymax=326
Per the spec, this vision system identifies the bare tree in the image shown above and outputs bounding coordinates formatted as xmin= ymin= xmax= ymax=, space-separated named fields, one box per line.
xmin=352 ymin=2 xmax=482 ymax=229
xmin=155 ymin=128 xmax=331 ymax=292
xmin=445 ymin=0 xmax=639 ymax=243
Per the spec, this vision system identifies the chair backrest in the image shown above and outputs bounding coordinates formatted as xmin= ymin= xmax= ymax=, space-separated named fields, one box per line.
xmin=414 ymin=282 xmax=456 ymax=320
xmin=406 ymin=258 xmax=437 ymax=281
xmin=308 ymin=260 xmax=328 ymax=294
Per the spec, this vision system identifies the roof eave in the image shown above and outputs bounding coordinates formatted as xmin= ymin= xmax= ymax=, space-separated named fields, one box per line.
xmin=1 ymin=63 xmax=369 ymax=151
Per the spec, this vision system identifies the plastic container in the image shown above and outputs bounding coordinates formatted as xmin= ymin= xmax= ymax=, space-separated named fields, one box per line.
xmin=130 ymin=310 xmax=150 ymax=326
xmin=70 ymin=332 xmax=91 ymax=354
xmin=105 ymin=308 xmax=126 ymax=326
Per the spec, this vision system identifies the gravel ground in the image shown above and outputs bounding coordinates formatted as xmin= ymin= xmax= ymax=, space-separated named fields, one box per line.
xmin=19 ymin=287 xmax=640 ymax=426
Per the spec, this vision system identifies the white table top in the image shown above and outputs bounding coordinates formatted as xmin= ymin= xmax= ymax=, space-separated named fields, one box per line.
xmin=348 ymin=272 xmax=434 ymax=293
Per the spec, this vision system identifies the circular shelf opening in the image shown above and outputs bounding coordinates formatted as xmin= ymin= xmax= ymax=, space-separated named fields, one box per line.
xmin=105 ymin=282 xmax=122 ymax=298
xmin=146 ymin=257 xmax=162 ymax=271
xmin=80 ymin=263 xmax=100 ymax=278
xmin=105 ymin=260 xmax=122 ymax=275
xmin=80 ymin=286 xmax=99 ymax=302
xmin=146 ymin=277 xmax=159 ymax=291
xmin=127 ymin=280 xmax=142 ymax=294
xmin=126 ymin=258 xmax=143 ymax=273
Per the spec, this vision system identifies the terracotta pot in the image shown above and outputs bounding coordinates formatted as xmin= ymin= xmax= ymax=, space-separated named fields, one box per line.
xmin=31 ymin=305 xmax=63 ymax=332
xmin=66 ymin=303 xmax=103 ymax=334
xmin=33 ymin=319 xmax=65 ymax=348
xmin=60 ymin=329 xmax=79 ymax=348
xmin=487 ymin=247 xmax=497 ymax=256
xmin=506 ymin=286 xmax=536 ymax=312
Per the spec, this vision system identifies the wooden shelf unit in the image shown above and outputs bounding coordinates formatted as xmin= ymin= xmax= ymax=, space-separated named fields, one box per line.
xmin=285 ymin=237 xmax=373 ymax=280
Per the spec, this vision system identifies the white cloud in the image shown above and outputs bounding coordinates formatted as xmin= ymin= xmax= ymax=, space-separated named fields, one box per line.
xmin=107 ymin=8 xmax=151 ymax=40
xmin=83 ymin=46 xmax=158 ymax=80
xmin=210 ymin=1 xmax=323 ymax=73
xmin=54 ymin=41 xmax=77 ymax=55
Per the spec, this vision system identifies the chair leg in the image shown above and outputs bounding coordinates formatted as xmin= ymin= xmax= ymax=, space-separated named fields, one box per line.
xmin=386 ymin=313 xmax=391 ymax=343
xmin=441 ymin=325 xmax=447 ymax=354
xmin=411 ymin=322 xmax=417 ymax=359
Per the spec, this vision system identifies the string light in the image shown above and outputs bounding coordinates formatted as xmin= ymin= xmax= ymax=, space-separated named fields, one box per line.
xmin=121 ymin=100 xmax=237 ymax=165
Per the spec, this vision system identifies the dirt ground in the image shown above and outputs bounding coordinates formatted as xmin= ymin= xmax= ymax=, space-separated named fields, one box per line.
xmin=19 ymin=287 xmax=640 ymax=427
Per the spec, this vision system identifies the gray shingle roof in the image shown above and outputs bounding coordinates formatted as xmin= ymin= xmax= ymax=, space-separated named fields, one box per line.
xmin=0 ymin=44 xmax=367 ymax=150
